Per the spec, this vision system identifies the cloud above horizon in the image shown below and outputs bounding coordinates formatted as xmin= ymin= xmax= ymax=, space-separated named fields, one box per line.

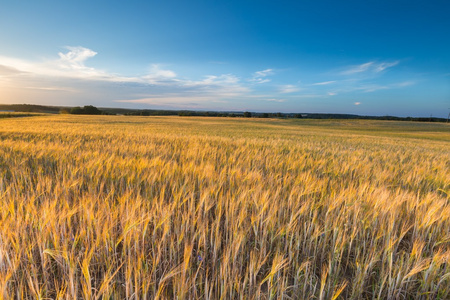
xmin=250 ymin=68 xmax=274 ymax=84
xmin=58 ymin=46 xmax=97 ymax=68
xmin=312 ymin=81 xmax=336 ymax=86
xmin=0 ymin=47 xmax=253 ymax=108
xmin=340 ymin=61 xmax=399 ymax=75
xmin=0 ymin=47 xmax=419 ymax=112
xmin=0 ymin=64 xmax=24 ymax=76
xmin=279 ymin=84 xmax=300 ymax=94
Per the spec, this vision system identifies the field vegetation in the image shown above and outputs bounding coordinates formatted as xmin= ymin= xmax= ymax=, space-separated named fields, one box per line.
xmin=0 ymin=112 xmax=43 ymax=118
xmin=0 ymin=115 xmax=449 ymax=299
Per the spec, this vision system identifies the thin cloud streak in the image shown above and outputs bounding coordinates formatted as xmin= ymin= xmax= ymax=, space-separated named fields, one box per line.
xmin=250 ymin=68 xmax=274 ymax=83
xmin=341 ymin=62 xmax=374 ymax=75
xmin=116 ymin=96 xmax=214 ymax=106
xmin=0 ymin=64 xmax=24 ymax=75
xmin=312 ymin=81 xmax=336 ymax=85
xmin=374 ymin=61 xmax=399 ymax=72
xmin=24 ymin=86 xmax=78 ymax=92
xmin=340 ymin=61 xmax=399 ymax=75
xmin=358 ymin=80 xmax=416 ymax=93
xmin=265 ymin=98 xmax=285 ymax=103
xmin=279 ymin=84 xmax=300 ymax=93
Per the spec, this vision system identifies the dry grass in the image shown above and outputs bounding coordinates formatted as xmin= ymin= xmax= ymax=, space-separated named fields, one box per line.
xmin=0 ymin=115 xmax=449 ymax=299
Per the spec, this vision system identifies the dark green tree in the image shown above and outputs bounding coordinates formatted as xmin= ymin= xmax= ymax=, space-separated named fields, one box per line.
xmin=70 ymin=107 xmax=84 ymax=114
xmin=83 ymin=105 xmax=102 ymax=115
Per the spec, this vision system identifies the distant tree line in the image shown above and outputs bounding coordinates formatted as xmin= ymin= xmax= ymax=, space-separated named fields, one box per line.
xmin=71 ymin=107 xmax=449 ymax=122
xmin=125 ymin=110 xmax=178 ymax=116
xmin=66 ymin=105 xmax=112 ymax=115
xmin=0 ymin=104 xmax=60 ymax=113
xmin=0 ymin=104 xmax=447 ymax=122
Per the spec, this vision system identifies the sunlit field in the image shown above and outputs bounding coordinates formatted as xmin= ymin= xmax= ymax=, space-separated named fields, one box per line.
xmin=0 ymin=115 xmax=449 ymax=299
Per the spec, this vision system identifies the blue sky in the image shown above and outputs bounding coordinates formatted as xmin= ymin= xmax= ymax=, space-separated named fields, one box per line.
xmin=0 ymin=0 xmax=449 ymax=117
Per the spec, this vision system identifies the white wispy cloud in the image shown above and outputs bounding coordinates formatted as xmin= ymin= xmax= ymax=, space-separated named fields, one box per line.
xmin=356 ymin=80 xmax=416 ymax=92
xmin=115 ymin=96 xmax=216 ymax=108
xmin=312 ymin=80 xmax=336 ymax=85
xmin=0 ymin=46 xmax=130 ymax=81
xmin=0 ymin=47 xmax=419 ymax=112
xmin=24 ymin=86 xmax=78 ymax=92
xmin=341 ymin=61 xmax=399 ymax=75
xmin=58 ymin=46 xmax=97 ymax=69
xmin=254 ymin=69 xmax=273 ymax=77
xmin=0 ymin=46 xmax=253 ymax=107
xmin=143 ymin=64 xmax=177 ymax=84
xmin=279 ymin=84 xmax=300 ymax=93
xmin=0 ymin=56 xmax=34 ymax=74
xmin=265 ymin=98 xmax=285 ymax=103
xmin=250 ymin=68 xmax=274 ymax=84
xmin=295 ymin=94 xmax=324 ymax=98
xmin=359 ymin=84 xmax=390 ymax=93
xmin=310 ymin=76 xmax=415 ymax=96
xmin=393 ymin=81 xmax=415 ymax=87
xmin=354 ymin=102 xmax=361 ymax=105
xmin=180 ymin=74 xmax=248 ymax=98
xmin=185 ymin=74 xmax=240 ymax=86
xmin=374 ymin=61 xmax=399 ymax=72
xmin=342 ymin=62 xmax=374 ymax=74
xmin=0 ymin=64 xmax=24 ymax=76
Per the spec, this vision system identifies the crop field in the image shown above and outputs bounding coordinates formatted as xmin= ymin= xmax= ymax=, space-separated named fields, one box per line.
xmin=0 ymin=115 xmax=449 ymax=299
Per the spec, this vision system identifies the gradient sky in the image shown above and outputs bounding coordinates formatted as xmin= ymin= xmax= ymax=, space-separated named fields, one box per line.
xmin=0 ymin=0 xmax=449 ymax=117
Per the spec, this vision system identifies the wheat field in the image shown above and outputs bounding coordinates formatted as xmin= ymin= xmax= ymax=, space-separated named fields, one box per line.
xmin=0 ymin=115 xmax=449 ymax=299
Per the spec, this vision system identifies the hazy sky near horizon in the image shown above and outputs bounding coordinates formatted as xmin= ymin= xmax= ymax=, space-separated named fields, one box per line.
xmin=0 ymin=0 xmax=449 ymax=117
